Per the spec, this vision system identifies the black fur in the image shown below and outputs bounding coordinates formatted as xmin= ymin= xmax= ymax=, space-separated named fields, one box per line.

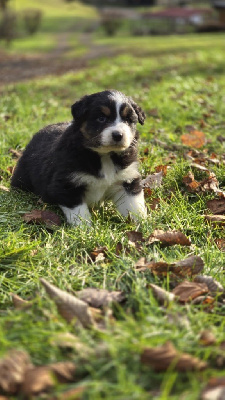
xmin=11 ymin=90 xmax=146 ymax=213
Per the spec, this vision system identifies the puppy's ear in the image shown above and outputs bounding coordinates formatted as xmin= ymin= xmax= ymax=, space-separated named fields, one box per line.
xmin=129 ymin=99 xmax=146 ymax=125
xmin=71 ymin=95 xmax=89 ymax=121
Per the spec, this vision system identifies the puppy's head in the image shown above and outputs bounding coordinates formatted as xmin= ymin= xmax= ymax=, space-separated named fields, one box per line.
xmin=71 ymin=90 xmax=146 ymax=154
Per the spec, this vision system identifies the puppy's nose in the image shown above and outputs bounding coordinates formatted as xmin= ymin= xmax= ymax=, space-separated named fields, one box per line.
xmin=112 ymin=131 xmax=123 ymax=142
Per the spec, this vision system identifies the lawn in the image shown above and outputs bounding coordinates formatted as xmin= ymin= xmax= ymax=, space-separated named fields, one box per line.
xmin=1 ymin=32 xmax=225 ymax=399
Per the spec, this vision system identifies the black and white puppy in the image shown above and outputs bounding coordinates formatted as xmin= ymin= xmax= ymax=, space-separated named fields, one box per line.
xmin=11 ymin=90 xmax=147 ymax=225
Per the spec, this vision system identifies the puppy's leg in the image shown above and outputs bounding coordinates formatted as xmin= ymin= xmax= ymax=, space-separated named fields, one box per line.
xmin=60 ymin=203 xmax=91 ymax=226
xmin=111 ymin=178 xmax=147 ymax=220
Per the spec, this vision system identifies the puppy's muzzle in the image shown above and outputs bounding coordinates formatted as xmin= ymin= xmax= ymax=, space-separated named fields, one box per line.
xmin=112 ymin=131 xmax=123 ymax=142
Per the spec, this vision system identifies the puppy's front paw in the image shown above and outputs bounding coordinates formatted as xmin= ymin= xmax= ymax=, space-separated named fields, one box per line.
xmin=60 ymin=204 xmax=91 ymax=226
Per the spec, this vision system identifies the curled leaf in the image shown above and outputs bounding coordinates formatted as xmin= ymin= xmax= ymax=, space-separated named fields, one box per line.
xmin=199 ymin=330 xmax=216 ymax=346
xmin=23 ymin=210 xmax=61 ymax=228
xmin=205 ymin=215 xmax=225 ymax=226
xmin=207 ymin=199 xmax=225 ymax=215
xmin=172 ymin=280 xmax=209 ymax=303
xmin=11 ymin=293 xmax=30 ymax=310
xmin=149 ymin=283 xmax=175 ymax=306
xmin=0 ymin=350 xmax=32 ymax=394
xmin=76 ymin=287 xmax=125 ymax=308
xmin=194 ymin=275 xmax=224 ymax=296
xmin=40 ymin=279 xmax=94 ymax=328
xmin=141 ymin=341 xmax=207 ymax=372
xmin=21 ymin=362 xmax=76 ymax=397
xmin=141 ymin=171 xmax=163 ymax=189
xmin=89 ymin=246 xmax=108 ymax=263
xmin=148 ymin=230 xmax=191 ymax=247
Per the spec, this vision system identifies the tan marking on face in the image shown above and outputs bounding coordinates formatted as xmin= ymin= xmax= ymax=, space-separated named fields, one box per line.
xmin=121 ymin=105 xmax=130 ymax=118
xmin=80 ymin=122 xmax=90 ymax=138
xmin=100 ymin=106 xmax=111 ymax=116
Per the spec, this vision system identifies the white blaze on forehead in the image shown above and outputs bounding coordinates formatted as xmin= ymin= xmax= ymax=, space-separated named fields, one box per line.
xmin=109 ymin=91 xmax=126 ymax=123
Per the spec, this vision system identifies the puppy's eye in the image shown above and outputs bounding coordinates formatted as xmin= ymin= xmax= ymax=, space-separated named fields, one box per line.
xmin=97 ymin=116 xmax=107 ymax=123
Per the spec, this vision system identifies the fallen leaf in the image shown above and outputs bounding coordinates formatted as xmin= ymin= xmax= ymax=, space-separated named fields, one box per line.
xmin=141 ymin=341 xmax=207 ymax=372
xmin=172 ymin=255 xmax=204 ymax=278
xmin=205 ymin=215 xmax=225 ymax=226
xmin=215 ymin=238 xmax=225 ymax=252
xmin=148 ymin=108 xmax=159 ymax=117
xmin=89 ymin=246 xmax=108 ymax=262
xmin=201 ymin=377 xmax=225 ymax=400
xmin=0 ymin=350 xmax=32 ymax=394
xmin=194 ymin=275 xmax=224 ymax=296
xmin=183 ymin=171 xmax=224 ymax=196
xmin=21 ymin=362 xmax=76 ymax=397
xmin=11 ymin=293 xmax=30 ymax=310
xmin=181 ymin=130 xmax=206 ymax=148
xmin=207 ymin=199 xmax=225 ymax=214
xmin=126 ymin=231 xmax=145 ymax=245
xmin=149 ymin=197 xmax=160 ymax=210
xmin=136 ymin=255 xmax=203 ymax=278
xmin=199 ymin=330 xmax=216 ymax=346
xmin=149 ymin=283 xmax=175 ymax=306
xmin=76 ymin=287 xmax=125 ymax=308
xmin=40 ymin=278 xmax=95 ymax=328
xmin=172 ymin=280 xmax=208 ymax=303
xmin=9 ymin=148 xmax=22 ymax=159
xmin=183 ymin=171 xmax=200 ymax=192
xmin=23 ymin=210 xmax=61 ymax=228
xmin=141 ymin=171 xmax=163 ymax=189
xmin=148 ymin=230 xmax=191 ymax=246
xmin=154 ymin=164 xmax=168 ymax=176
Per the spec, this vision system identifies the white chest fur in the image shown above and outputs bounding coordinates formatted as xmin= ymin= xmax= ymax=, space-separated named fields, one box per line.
xmin=70 ymin=155 xmax=140 ymax=206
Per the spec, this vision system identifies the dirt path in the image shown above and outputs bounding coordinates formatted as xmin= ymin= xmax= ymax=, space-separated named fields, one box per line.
xmin=0 ymin=33 xmax=119 ymax=86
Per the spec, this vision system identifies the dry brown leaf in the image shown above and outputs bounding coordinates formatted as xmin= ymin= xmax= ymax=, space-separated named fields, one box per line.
xmin=89 ymin=246 xmax=108 ymax=262
xmin=76 ymin=287 xmax=125 ymax=308
xmin=191 ymin=296 xmax=215 ymax=309
xmin=149 ymin=197 xmax=160 ymax=210
xmin=194 ymin=275 xmax=224 ymax=296
xmin=154 ymin=164 xmax=168 ymax=176
xmin=148 ymin=108 xmax=159 ymax=117
xmin=199 ymin=330 xmax=216 ymax=346
xmin=201 ymin=377 xmax=225 ymax=400
xmin=183 ymin=171 xmax=200 ymax=192
xmin=136 ymin=255 xmax=203 ymax=279
xmin=191 ymin=163 xmax=209 ymax=172
xmin=141 ymin=341 xmax=207 ymax=372
xmin=11 ymin=293 xmax=30 ymax=310
xmin=181 ymin=130 xmax=206 ymax=148
xmin=148 ymin=230 xmax=191 ymax=247
xmin=172 ymin=255 xmax=204 ymax=278
xmin=141 ymin=171 xmax=163 ymax=189
xmin=149 ymin=283 xmax=175 ymax=306
xmin=172 ymin=280 xmax=209 ymax=303
xmin=0 ymin=350 xmax=32 ymax=394
xmin=126 ymin=231 xmax=145 ymax=245
xmin=215 ymin=238 xmax=225 ymax=252
xmin=207 ymin=199 xmax=225 ymax=214
xmin=23 ymin=210 xmax=62 ymax=228
xmin=21 ymin=362 xmax=76 ymax=397
xmin=40 ymin=278 xmax=95 ymax=328
xmin=205 ymin=215 xmax=225 ymax=226
xmin=136 ymin=260 xmax=170 ymax=275
xmin=9 ymin=148 xmax=22 ymax=159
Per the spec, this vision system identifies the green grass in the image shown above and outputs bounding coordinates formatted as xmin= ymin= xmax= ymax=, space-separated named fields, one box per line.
xmin=1 ymin=33 xmax=225 ymax=399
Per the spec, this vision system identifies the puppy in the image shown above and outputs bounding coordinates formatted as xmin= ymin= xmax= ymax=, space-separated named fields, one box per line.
xmin=11 ymin=90 xmax=147 ymax=225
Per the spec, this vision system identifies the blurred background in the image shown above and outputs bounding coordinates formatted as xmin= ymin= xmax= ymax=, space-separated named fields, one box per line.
xmin=0 ymin=0 xmax=225 ymax=85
